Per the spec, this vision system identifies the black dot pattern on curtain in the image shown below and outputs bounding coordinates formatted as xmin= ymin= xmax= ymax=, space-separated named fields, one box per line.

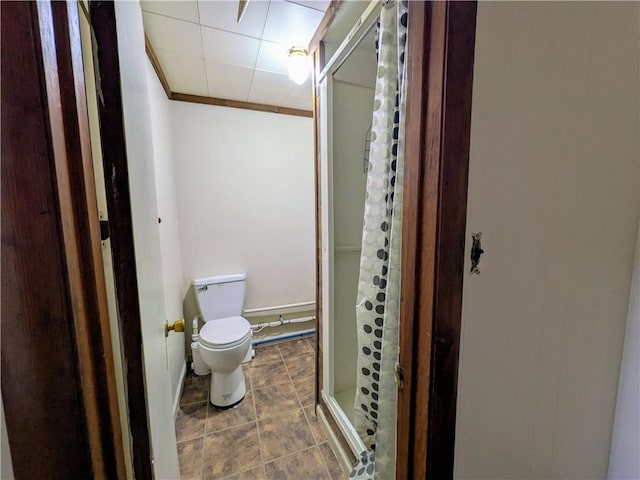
xmin=350 ymin=0 xmax=408 ymax=478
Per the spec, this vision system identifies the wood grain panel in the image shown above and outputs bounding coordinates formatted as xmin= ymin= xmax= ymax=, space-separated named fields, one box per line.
xmin=426 ymin=4 xmax=477 ymax=477
xmin=49 ymin=2 xmax=127 ymax=478
xmin=1 ymin=2 xmax=93 ymax=478
xmin=396 ymin=2 xmax=477 ymax=479
xmin=396 ymin=2 xmax=432 ymax=478
xmin=171 ymin=92 xmax=313 ymax=118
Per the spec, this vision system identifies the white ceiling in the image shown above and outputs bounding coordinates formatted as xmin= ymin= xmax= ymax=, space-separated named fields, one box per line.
xmin=141 ymin=0 xmax=330 ymax=111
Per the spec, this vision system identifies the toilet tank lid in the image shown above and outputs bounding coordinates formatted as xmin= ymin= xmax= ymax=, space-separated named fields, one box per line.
xmin=193 ymin=273 xmax=247 ymax=286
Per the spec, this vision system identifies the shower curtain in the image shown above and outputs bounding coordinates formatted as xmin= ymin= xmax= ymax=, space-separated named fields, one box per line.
xmin=351 ymin=1 xmax=407 ymax=478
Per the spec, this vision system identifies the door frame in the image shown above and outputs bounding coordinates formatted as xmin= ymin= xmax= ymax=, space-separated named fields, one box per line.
xmin=311 ymin=1 xmax=478 ymax=478
xmin=1 ymin=1 xmax=127 ymax=478
xmin=87 ymin=2 xmax=155 ymax=479
xmin=396 ymin=2 xmax=477 ymax=478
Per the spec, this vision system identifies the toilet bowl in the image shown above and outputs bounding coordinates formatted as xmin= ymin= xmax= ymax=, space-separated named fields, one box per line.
xmin=191 ymin=273 xmax=253 ymax=408
xmin=198 ymin=316 xmax=252 ymax=408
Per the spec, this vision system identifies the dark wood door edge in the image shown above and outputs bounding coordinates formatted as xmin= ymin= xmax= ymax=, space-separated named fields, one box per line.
xmin=48 ymin=2 xmax=127 ymax=478
xmin=89 ymin=2 xmax=154 ymax=479
xmin=1 ymin=1 xmax=126 ymax=477
xmin=396 ymin=2 xmax=477 ymax=479
xmin=396 ymin=2 xmax=432 ymax=478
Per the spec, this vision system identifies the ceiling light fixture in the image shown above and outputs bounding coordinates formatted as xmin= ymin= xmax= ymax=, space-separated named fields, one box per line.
xmin=288 ymin=47 xmax=310 ymax=85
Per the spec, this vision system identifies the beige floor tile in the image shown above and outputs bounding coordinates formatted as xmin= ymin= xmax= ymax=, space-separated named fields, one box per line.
xmin=258 ymin=409 xmax=315 ymax=462
xmin=284 ymin=352 xmax=315 ymax=379
xmin=242 ymin=364 xmax=252 ymax=389
xmin=177 ymin=437 xmax=204 ymax=480
xmin=176 ymin=402 xmax=207 ymax=442
xmin=249 ymin=359 xmax=290 ymax=389
xmin=319 ymin=442 xmax=346 ymax=479
xmin=181 ymin=375 xmax=210 ymax=405
xmin=202 ymin=422 xmax=262 ymax=479
xmin=251 ymin=345 xmax=282 ymax=366
xmin=293 ymin=374 xmax=315 ymax=407
xmin=253 ymin=381 xmax=301 ymax=420
xmin=304 ymin=406 xmax=327 ymax=444
xmin=206 ymin=391 xmax=256 ymax=433
xmin=278 ymin=338 xmax=314 ymax=358
xmin=264 ymin=446 xmax=330 ymax=480
xmin=306 ymin=336 xmax=317 ymax=351
xmin=222 ymin=465 xmax=267 ymax=480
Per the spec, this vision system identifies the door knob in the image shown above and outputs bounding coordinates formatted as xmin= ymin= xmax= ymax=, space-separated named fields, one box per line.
xmin=165 ymin=318 xmax=185 ymax=337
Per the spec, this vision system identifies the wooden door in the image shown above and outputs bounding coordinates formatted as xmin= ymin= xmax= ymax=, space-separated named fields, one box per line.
xmin=1 ymin=2 xmax=125 ymax=478
xmin=455 ymin=3 xmax=639 ymax=478
xmin=88 ymin=2 xmax=181 ymax=478
xmin=396 ymin=2 xmax=477 ymax=479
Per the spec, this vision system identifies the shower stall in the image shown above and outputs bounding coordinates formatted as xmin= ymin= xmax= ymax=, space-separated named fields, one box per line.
xmin=316 ymin=0 xmax=384 ymax=459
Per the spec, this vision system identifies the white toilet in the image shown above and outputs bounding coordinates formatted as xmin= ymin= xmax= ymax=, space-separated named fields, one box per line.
xmin=192 ymin=273 xmax=252 ymax=408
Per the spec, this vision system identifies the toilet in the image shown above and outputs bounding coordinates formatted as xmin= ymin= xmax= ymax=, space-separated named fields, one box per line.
xmin=192 ymin=273 xmax=252 ymax=408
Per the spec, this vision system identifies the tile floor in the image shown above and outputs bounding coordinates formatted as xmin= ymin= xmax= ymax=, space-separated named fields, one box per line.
xmin=175 ymin=336 xmax=346 ymax=479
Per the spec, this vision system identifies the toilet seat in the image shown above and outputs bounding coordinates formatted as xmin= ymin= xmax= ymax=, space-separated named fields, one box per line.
xmin=199 ymin=316 xmax=251 ymax=349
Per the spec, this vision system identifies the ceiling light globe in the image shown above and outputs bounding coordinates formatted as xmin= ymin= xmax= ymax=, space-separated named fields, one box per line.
xmin=288 ymin=47 xmax=310 ymax=85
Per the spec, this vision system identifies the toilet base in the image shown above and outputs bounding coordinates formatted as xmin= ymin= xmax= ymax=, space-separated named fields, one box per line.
xmin=209 ymin=366 xmax=247 ymax=408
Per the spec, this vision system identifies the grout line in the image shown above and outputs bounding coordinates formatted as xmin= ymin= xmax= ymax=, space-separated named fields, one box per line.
xmin=262 ymin=444 xmax=325 ymax=470
xmin=195 ymin=0 xmax=211 ymax=97
xmin=201 ymin=371 xmax=209 ymax=479
xmin=251 ymin=366 xmax=266 ymax=468
xmin=281 ymin=344 xmax=319 ymax=461
xmin=197 ymin=435 xmax=205 ymax=480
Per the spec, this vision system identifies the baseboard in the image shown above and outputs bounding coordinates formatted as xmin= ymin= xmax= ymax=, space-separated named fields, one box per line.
xmin=173 ymin=360 xmax=187 ymax=420
xmin=317 ymin=403 xmax=354 ymax=475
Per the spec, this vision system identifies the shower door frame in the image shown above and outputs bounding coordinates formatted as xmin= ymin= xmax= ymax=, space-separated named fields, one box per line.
xmin=312 ymin=1 xmax=478 ymax=479
xmin=314 ymin=0 xmax=383 ymax=463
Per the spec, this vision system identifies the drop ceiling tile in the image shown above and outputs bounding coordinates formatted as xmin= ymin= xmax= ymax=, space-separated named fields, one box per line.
xmin=262 ymin=0 xmax=324 ymax=47
xmin=251 ymin=69 xmax=291 ymax=92
xmin=288 ymin=78 xmax=313 ymax=97
xmin=143 ymin=12 xmax=203 ymax=56
xmin=247 ymin=87 xmax=288 ymax=106
xmin=208 ymin=82 xmax=250 ymax=102
xmin=140 ymin=1 xmax=200 ymax=24
xmin=168 ymin=74 xmax=209 ymax=96
xmin=255 ymin=40 xmax=290 ymax=75
xmin=156 ymin=49 xmax=207 ymax=82
xmin=206 ymin=62 xmax=254 ymax=89
xmin=283 ymin=94 xmax=312 ymax=110
xmin=285 ymin=0 xmax=330 ymax=12
xmin=198 ymin=0 xmax=270 ymax=39
xmin=202 ymin=27 xmax=260 ymax=69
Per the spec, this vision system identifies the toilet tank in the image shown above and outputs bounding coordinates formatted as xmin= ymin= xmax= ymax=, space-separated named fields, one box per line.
xmin=193 ymin=273 xmax=247 ymax=321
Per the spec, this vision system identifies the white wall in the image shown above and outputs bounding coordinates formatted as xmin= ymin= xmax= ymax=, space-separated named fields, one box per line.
xmin=455 ymin=2 xmax=640 ymax=479
xmin=170 ymin=102 xmax=315 ymax=310
xmin=332 ymin=80 xmax=373 ymax=395
xmin=609 ymin=222 xmax=640 ymax=479
xmin=146 ymin=60 xmax=186 ymax=409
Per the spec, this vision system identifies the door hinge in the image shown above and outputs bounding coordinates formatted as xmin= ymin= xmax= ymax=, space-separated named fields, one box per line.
xmin=395 ymin=363 xmax=404 ymax=390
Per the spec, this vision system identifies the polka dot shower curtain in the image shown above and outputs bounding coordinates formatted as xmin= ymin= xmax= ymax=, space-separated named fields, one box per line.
xmin=351 ymin=1 xmax=407 ymax=479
